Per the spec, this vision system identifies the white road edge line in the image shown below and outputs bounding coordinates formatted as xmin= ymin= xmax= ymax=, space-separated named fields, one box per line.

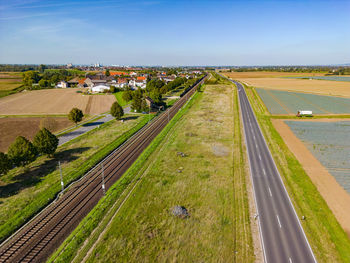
xmin=276 ymin=215 xmax=282 ymax=228
xmin=289 ymin=257 xmax=293 ymax=263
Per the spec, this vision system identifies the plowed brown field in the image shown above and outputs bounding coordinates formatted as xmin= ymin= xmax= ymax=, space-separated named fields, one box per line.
xmin=0 ymin=117 xmax=72 ymax=152
xmin=0 ymin=89 xmax=115 ymax=115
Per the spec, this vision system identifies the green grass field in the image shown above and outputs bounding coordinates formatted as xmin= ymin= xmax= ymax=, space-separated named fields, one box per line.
xmin=86 ymin=83 xmax=253 ymax=262
xmin=113 ymin=91 xmax=128 ymax=107
xmin=244 ymin=84 xmax=350 ymax=262
xmin=0 ymin=73 xmax=23 ymax=98
xmin=50 ymin=81 xmax=254 ymax=262
xmin=0 ymin=113 xmax=150 ymax=242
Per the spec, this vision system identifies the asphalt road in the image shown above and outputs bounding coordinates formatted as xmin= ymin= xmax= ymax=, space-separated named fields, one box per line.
xmin=233 ymin=79 xmax=317 ymax=263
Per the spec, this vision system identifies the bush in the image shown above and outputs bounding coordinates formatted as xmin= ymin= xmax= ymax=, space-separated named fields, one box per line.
xmin=0 ymin=152 xmax=11 ymax=175
xmin=68 ymin=108 xmax=84 ymax=125
xmin=33 ymin=128 xmax=59 ymax=156
xmin=8 ymin=136 xmax=37 ymax=166
xmin=110 ymin=102 xmax=124 ymax=120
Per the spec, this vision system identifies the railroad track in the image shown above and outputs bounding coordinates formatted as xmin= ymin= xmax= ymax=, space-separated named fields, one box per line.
xmin=0 ymin=75 xmax=207 ymax=263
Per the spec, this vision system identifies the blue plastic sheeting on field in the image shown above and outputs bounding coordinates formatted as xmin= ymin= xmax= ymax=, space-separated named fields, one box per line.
xmin=286 ymin=121 xmax=350 ymax=194
xmin=256 ymin=88 xmax=350 ymax=115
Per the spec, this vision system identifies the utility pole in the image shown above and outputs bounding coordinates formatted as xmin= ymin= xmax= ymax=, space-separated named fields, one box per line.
xmin=59 ymin=161 xmax=64 ymax=192
xmin=101 ymin=163 xmax=106 ymax=195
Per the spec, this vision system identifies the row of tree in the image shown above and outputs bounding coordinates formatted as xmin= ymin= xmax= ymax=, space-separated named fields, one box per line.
xmin=22 ymin=69 xmax=85 ymax=89
xmin=0 ymin=128 xmax=59 ymax=176
xmin=119 ymin=76 xmax=203 ymax=113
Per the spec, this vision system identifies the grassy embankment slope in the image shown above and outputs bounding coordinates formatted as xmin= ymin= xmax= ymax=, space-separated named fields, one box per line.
xmin=0 ymin=113 xmax=151 ymax=243
xmin=50 ymin=78 xmax=254 ymax=262
xmin=240 ymin=82 xmax=350 ymax=262
xmin=113 ymin=91 xmax=128 ymax=107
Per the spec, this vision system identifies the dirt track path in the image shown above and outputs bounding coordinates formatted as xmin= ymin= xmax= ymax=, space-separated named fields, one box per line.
xmin=272 ymin=119 xmax=350 ymax=237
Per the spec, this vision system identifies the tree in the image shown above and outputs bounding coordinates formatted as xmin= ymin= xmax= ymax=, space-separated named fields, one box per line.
xmin=150 ymin=90 xmax=162 ymax=105
xmin=131 ymin=90 xmax=144 ymax=112
xmin=0 ymin=152 xmax=11 ymax=175
xmin=122 ymin=90 xmax=133 ymax=102
xmin=38 ymin=79 xmax=48 ymax=88
xmin=33 ymin=128 xmax=59 ymax=156
xmin=39 ymin=64 xmax=46 ymax=73
xmin=109 ymin=86 xmax=116 ymax=93
xmin=110 ymin=102 xmax=124 ymax=120
xmin=68 ymin=108 xmax=84 ymax=125
xmin=105 ymin=69 xmax=110 ymax=76
xmin=22 ymin=71 xmax=40 ymax=88
xmin=8 ymin=136 xmax=37 ymax=166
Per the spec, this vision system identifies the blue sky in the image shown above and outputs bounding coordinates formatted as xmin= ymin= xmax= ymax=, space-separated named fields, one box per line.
xmin=0 ymin=0 xmax=349 ymax=65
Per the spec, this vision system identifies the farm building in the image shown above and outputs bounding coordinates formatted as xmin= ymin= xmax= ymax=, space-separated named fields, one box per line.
xmin=91 ymin=85 xmax=110 ymax=93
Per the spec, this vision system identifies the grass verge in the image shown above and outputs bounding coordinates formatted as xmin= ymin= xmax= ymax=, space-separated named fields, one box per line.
xmin=0 ymin=114 xmax=154 ymax=243
xmin=244 ymin=84 xmax=350 ymax=262
xmin=50 ymin=82 xmax=254 ymax=262
xmin=48 ymin=85 xmax=204 ymax=263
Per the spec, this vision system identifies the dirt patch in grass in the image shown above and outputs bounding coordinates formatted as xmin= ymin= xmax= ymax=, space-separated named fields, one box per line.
xmin=272 ymin=119 xmax=350 ymax=237
xmin=234 ymin=78 xmax=350 ymax=97
xmin=211 ymin=143 xmax=229 ymax=156
xmin=0 ymin=117 xmax=72 ymax=152
xmin=0 ymin=89 xmax=115 ymax=115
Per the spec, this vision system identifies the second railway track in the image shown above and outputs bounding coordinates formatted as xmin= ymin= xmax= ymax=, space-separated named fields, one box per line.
xmin=0 ymin=75 xmax=207 ymax=263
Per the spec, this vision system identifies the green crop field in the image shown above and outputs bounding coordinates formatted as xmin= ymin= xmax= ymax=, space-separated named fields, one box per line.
xmin=0 ymin=73 xmax=23 ymax=98
xmin=286 ymin=121 xmax=350 ymax=194
xmin=256 ymin=88 xmax=350 ymax=115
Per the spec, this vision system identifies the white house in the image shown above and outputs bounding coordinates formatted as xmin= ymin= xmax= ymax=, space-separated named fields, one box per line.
xmin=91 ymin=85 xmax=110 ymax=93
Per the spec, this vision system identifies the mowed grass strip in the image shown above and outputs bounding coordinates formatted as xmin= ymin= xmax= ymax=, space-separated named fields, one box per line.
xmin=78 ymin=83 xmax=253 ymax=262
xmin=244 ymin=85 xmax=350 ymax=262
xmin=0 ymin=114 xmax=149 ymax=242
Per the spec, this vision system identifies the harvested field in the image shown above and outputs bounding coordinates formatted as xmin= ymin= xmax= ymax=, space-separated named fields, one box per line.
xmin=272 ymin=119 xmax=350 ymax=237
xmin=256 ymin=88 xmax=350 ymax=115
xmin=223 ymin=71 xmax=325 ymax=78
xmin=288 ymin=76 xmax=350 ymax=82
xmin=0 ymin=89 xmax=115 ymax=115
xmin=236 ymin=77 xmax=350 ymax=97
xmin=0 ymin=117 xmax=72 ymax=152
